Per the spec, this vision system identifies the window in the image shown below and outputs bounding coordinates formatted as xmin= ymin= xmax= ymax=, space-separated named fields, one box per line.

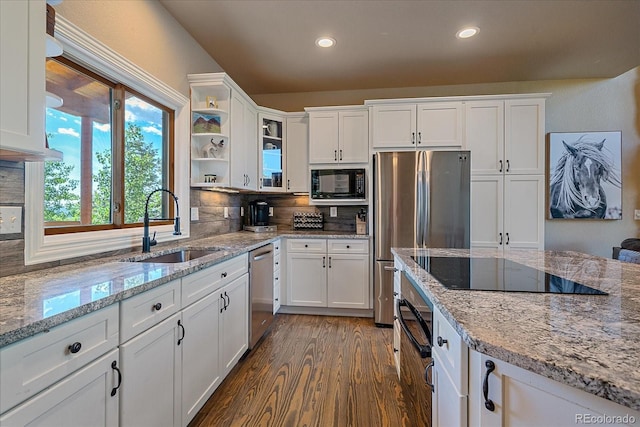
xmin=44 ymin=58 xmax=175 ymax=234
xmin=25 ymin=17 xmax=190 ymax=265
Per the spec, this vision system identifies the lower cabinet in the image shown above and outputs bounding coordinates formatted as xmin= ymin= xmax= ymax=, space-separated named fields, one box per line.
xmin=286 ymin=239 xmax=369 ymax=309
xmin=0 ymin=349 xmax=120 ymax=426
xmin=181 ymin=291 xmax=221 ymax=426
xmin=432 ymin=350 xmax=467 ymax=427
xmin=120 ymin=313 xmax=182 ymax=427
xmin=218 ymin=274 xmax=249 ymax=376
xmin=468 ymin=350 xmax=640 ymax=427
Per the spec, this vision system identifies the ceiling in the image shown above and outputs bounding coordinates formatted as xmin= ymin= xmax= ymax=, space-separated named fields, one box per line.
xmin=159 ymin=0 xmax=640 ymax=96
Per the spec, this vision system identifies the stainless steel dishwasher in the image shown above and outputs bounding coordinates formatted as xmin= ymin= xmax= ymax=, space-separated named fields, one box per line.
xmin=249 ymin=244 xmax=274 ymax=349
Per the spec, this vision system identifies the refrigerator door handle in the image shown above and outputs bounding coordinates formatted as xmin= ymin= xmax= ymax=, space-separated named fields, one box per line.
xmin=415 ymin=152 xmax=423 ymax=247
xmin=423 ymin=151 xmax=430 ymax=248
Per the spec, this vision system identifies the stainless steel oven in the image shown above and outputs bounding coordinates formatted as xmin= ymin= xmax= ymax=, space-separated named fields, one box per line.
xmin=396 ymin=271 xmax=433 ymax=423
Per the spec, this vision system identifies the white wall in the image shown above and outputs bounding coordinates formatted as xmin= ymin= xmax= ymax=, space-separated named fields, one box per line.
xmin=55 ymin=0 xmax=223 ymax=96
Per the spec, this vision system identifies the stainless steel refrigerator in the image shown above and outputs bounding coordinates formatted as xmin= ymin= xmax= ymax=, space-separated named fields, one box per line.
xmin=373 ymin=151 xmax=470 ymax=326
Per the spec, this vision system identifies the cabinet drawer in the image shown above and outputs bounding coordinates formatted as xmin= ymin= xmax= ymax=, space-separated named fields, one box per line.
xmin=287 ymin=239 xmax=327 ymax=253
xmin=327 ymin=239 xmax=369 ymax=254
xmin=120 ymin=279 xmax=180 ymax=343
xmin=432 ymin=306 xmax=468 ymax=394
xmin=0 ymin=305 xmax=119 ymax=414
xmin=273 ymin=239 xmax=282 ymax=255
xmin=182 ymin=254 xmax=248 ymax=307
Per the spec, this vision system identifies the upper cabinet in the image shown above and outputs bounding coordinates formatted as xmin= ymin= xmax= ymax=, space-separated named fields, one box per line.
xmin=465 ymin=98 xmax=545 ymax=175
xmin=258 ymin=109 xmax=286 ymax=192
xmin=0 ymin=0 xmax=62 ymax=161
xmin=368 ymin=101 xmax=463 ymax=149
xmin=307 ymin=107 xmax=369 ymax=164
xmin=229 ymin=90 xmax=258 ymax=190
xmin=285 ymin=113 xmax=309 ymax=192
xmin=188 ymin=74 xmax=231 ymax=187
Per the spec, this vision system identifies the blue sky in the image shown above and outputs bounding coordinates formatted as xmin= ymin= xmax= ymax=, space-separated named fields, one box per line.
xmin=45 ymin=96 xmax=164 ymax=193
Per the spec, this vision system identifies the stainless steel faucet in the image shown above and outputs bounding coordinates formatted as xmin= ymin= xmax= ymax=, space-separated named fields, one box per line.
xmin=142 ymin=188 xmax=181 ymax=253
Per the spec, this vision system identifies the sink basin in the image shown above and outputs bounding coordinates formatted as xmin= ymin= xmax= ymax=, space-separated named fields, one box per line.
xmin=134 ymin=248 xmax=222 ymax=263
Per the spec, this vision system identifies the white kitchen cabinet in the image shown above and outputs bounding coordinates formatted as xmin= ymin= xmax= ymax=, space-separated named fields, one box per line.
xmin=1 ymin=304 xmax=119 ymax=414
xmin=188 ymin=73 xmax=232 ymax=187
xmin=0 ymin=0 xmax=46 ymax=160
xmin=465 ymin=98 xmax=545 ymax=176
xmin=307 ymin=107 xmax=369 ymax=164
xmin=258 ymin=110 xmax=287 ymax=192
xmin=273 ymin=239 xmax=282 ymax=313
xmin=468 ymin=349 xmax=640 ymax=427
xmin=286 ymin=239 xmax=369 ymax=309
xmin=285 ymin=114 xmax=309 ymax=192
xmin=181 ymin=291 xmax=221 ymax=426
xmin=471 ymin=175 xmax=545 ymax=252
xmin=230 ymin=90 xmax=258 ymax=190
xmin=119 ymin=312 xmax=182 ymax=427
xmin=327 ymin=240 xmax=369 ymax=309
xmin=218 ymin=274 xmax=249 ymax=376
xmin=369 ymin=101 xmax=463 ymax=149
xmin=431 ymin=305 xmax=469 ymax=427
xmin=0 ymin=349 xmax=120 ymax=427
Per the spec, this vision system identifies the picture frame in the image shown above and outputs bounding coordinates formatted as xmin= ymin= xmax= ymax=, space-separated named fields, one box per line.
xmin=548 ymin=131 xmax=622 ymax=220
xmin=192 ymin=112 xmax=221 ymax=134
xmin=206 ymin=96 xmax=218 ymax=109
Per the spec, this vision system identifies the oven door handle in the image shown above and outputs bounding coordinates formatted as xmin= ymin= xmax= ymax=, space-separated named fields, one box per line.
xmin=396 ymin=298 xmax=432 ymax=358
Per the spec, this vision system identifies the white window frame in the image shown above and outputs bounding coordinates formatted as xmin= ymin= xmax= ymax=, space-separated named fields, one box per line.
xmin=25 ymin=15 xmax=190 ymax=265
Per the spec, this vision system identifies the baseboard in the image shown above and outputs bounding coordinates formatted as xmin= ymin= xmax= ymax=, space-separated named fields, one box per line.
xmin=278 ymin=306 xmax=373 ymax=318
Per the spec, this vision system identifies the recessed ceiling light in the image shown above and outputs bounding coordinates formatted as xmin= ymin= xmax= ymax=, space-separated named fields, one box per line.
xmin=315 ymin=37 xmax=336 ymax=48
xmin=456 ymin=27 xmax=479 ymax=39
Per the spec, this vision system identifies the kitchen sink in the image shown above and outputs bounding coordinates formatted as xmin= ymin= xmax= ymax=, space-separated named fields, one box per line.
xmin=128 ymin=248 xmax=223 ymax=263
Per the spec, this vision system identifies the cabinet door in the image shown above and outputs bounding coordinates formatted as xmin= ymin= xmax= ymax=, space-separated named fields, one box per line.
xmin=0 ymin=0 xmax=45 ymax=157
xmin=504 ymin=175 xmax=544 ymax=250
xmin=308 ymin=111 xmax=339 ymax=163
xmin=230 ymin=92 xmax=247 ymax=188
xmin=120 ymin=313 xmax=182 ymax=427
xmin=219 ymin=274 xmax=249 ymax=376
xmin=432 ymin=351 xmax=468 ymax=427
xmin=471 ymin=175 xmax=504 ymax=250
xmin=327 ymin=253 xmax=369 ymax=309
xmin=464 ymin=101 xmax=504 ymax=175
xmin=416 ymin=102 xmax=463 ymax=147
xmin=286 ymin=114 xmax=309 ymax=192
xmin=468 ymin=350 xmax=640 ymax=427
xmin=371 ymin=104 xmax=417 ymax=148
xmin=181 ymin=292 xmax=221 ymax=426
xmin=0 ymin=349 xmax=119 ymax=427
xmin=259 ymin=113 xmax=286 ymax=192
xmin=338 ymin=110 xmax=369 ymax=163
xmin=504 ymin=99 xmax=545 ymax=175
xmin=245 ymin=103 xmax=258 ymax=190
xmin=286 ymin=253 xmax=327 ymax=307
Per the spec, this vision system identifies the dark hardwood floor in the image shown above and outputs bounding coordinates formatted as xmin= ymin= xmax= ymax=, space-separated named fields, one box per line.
xmin=189 ymin=314 xmax=430 ymax=427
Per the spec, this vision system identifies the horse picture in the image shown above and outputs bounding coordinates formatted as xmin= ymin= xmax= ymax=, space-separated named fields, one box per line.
xmin=549 ymin=132 xmax=622 ymax=219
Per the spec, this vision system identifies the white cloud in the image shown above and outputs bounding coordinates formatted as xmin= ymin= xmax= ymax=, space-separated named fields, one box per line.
xmin=125 ymin=110 xmax=137 ymax=122
xmin=58 ymin=127 xmax=80 ymax=138
xmin=127 ymin=97 xmax=154 ymax=111
xmin=142 ymin=125 xmax=162 ymax=136
xmin=59 ymin=116 xmax=67 ymax=122
xmin=94 ymin=123 xmax=111 ymax=132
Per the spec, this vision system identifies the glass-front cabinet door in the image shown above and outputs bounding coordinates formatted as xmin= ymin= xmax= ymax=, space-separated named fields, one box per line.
xmin=258 ymin=112 xmax=286 ymax=192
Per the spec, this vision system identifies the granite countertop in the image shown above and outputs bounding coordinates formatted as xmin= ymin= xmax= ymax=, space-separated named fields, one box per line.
xmin=392 ymin=247 xmax=640 ymax=411
xmin=0 ymin=230 xmax=370 ymax=347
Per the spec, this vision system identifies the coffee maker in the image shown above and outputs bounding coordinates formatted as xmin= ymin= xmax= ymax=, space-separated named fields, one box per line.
xmin=248 ymin=200 xmax=269 ymax=226
xmin=244 ymin=200 xmax=276 ymax=232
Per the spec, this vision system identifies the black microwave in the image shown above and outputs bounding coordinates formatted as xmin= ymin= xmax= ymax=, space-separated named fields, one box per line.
xmin=310 ymin=168 xmax=366 ymax=200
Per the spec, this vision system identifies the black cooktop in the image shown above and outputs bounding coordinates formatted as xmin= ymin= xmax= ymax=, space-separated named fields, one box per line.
xmin=411 ymin=256 xmax=607 ymax=295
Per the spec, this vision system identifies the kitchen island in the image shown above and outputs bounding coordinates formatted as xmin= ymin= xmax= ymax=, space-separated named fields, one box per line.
xmin=392 ymin=247 xmax=640 ymax=416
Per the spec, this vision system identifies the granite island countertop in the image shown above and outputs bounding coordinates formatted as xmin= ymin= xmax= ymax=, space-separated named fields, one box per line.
xmin=392 ymin=247 xmax=640 ymax=412
xmin=0 ymin=230 xmax=370 ymax=347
